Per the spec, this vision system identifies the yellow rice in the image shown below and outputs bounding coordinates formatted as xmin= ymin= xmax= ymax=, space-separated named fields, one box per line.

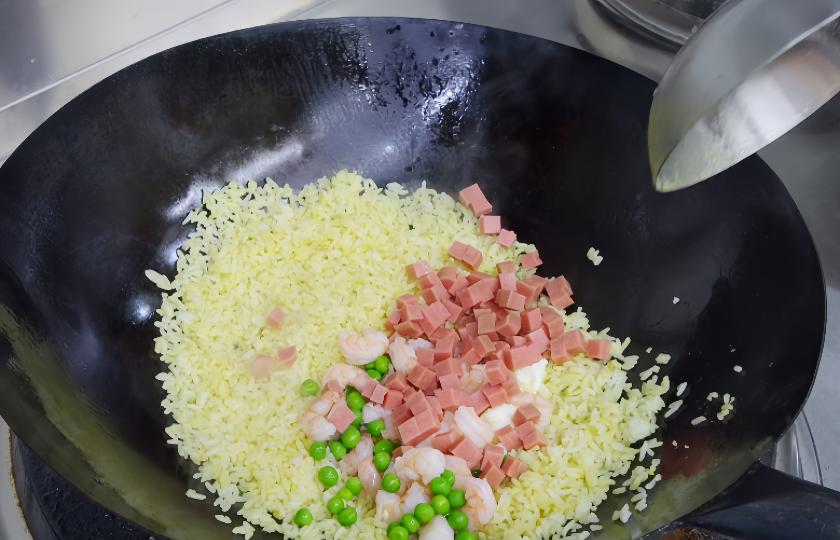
xmin=150 ymin=171 xmax=668 ymax=540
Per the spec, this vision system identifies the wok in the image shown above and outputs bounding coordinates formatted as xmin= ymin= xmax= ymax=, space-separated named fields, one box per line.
xmin=0 ymin=17 xmax=835 ymax=540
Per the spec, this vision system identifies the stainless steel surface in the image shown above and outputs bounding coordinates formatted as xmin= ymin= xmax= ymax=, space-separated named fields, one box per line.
xmin=0 ymin=0 xmax=836 ymax=520
xmin=0 ymin=419 xmax=30 ymax=540
xmin=594 ymin=0 xmax=703 ymax=44
xmin=773 ymin=412 xmax=823 ymax=485
xmin=649 ymin=0 xmax=840 ymax=191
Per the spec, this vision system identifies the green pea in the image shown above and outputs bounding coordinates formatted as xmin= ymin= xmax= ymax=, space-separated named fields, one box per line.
xmin=351 ymin=409 xmax=363 ymax=427
xmin=341 ymin=425 xmax=361 ymax=448
xmin=456 ymin=531 xmax=477 ymax=540
xmin=448 ymin=489 xmax=466 ymax=509
xmin=309 ymin=442 xmax=327 ymax=461
xmin=347 ymin=392 xmax=365 ymax=411
xmin=338 ymin=487 xmax=354 ymax=501
xmin=471 ymin=470 xmax=481 ymax=478
xmin=388 ymin=525 xmax=409 ymax=540
xmin=373 ymin=451 xmax=391 ymax=472
xmin=300 ymin=379 xmax=319 ymax=397
xmin=293 ymin=508 xmax=313 ymax=527
xmin=374 ymin=440 xmax=396 ymax=455
xmin=400 ymin=513 xmax=420 ymax=533
xmin=329 ymin=440 xmax=347 ymax=460
xmin=367 ymin=369 xmax=382 ymax=381
xmin=327 ymin=495 xmax=344 ymax=515
xmin=346 ymin=477 xmax=363 ymax=496
xmin=367 ymin=419 xmax=386 ymax=437
xmin=374 ymin=355 xmax=391 ymax=374
xmin=430 ymin=476 xmax=451 ymax=496
xmin=414 ymin=503 xmax=435 ymax=524
xmin=441 ymin=469 xmax=456 ymax=487
xmin=364 ymin=361 xmax=376 ymax=371
xmin=346 ymin=386 xmax=359 ymax=395
xmin=431 ymin=494 xmax=450 ymax=515
xmin=387 ymin=521 xmax=402 ymax=534
xmin=318 ymin=465 xmax=339 ymax=487
xmin=447 ymin=510 xmax=469 ymax=530
xmin=381 ymin=473 xmax=401 ymax=493
xmin=337 ymin=506 xmax=358 ymax=526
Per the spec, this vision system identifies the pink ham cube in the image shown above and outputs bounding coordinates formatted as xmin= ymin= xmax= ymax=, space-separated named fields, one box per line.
xmin=551 ymin=293 xmax=574 ymax=310
xmin=400 ymin=304 xmax=424 ymax=322
xmin=396 ymin=293 xmax=419 ymax=309
xmin=433 ymin=357 xmax=464 ymax=378
xmin=461 ymin=246 xmax=484 ymax=271
xmin=516 ymin=275 xmax=547 ymax=306
xmin=435 ymin=338 xmax=457 ymax=358
xmin=512 ymin=404 xmax=541 ymax=426
xmin=520 ymin=428 xmax=548 ymax=450
xmin=391 ymin=403 xmax=413 ymax=426
xmin=426 ymin=395 xmax=444 ymax=420
xmin=495 ymin=311 xmax=521 ymax=338
xmin=405 ymin=391 xmax=431 ymax=415
xmin=506 ymin=335 xmax=526 ymax=348
xmin=328 ymin=403 xmax=357 ymax=433
xmin=496 ymin=261 xmax=517 ymax=275
xmin=525 ymin=328 xmax=550 ymax=351
xmin=496 ymin=290 xmax=526 ymax=311
xmin=545 ymin=276 xmax=572 ymax=297
xmin=550 ymin=338 xmax=573 ymax=364
xmin=563 ymin=330 xmax=587 ymax=355
xmin=480 ymin=463 xmax=506 ymax=489
xmin=406 ymin=261 xmax=431 ymax=281
xmin=248 ymin=354 xmax=276 ymax=379
xmin=514 ymin=421 xmax=536 ymax=440
xmin=481 ymin=384 xmax=509 ymax=408
xmin=439 ymin=373 xmax=461 ymax=390
xmin=487 ymin=341 xmax=510 ymax=361
xmin=503 ymin=346 xmax=543 ymax=370
xmin=501 ymin=377 xmax=521 ymax=397
xmin=437 ymin=388 xmax=461 ymax=412
xmin=540 ymin=308 xmax=565 ymax=338
xmin=448 ymin=274 xmax=470 ymax=296
xmin=395 ymin=320 xmax=424 ymax=339
xmin=479 ymin=215 xmax=501 ymax=234
xmin=520 ymin=308 xmax=542 ymax=333
xmin=429 ymin=327 xmax=458 ymax=344
xmin=266 ymin=307 xmax=286 ymax=330
xmin=496 ymin=229 xmax=517 ymax=247
xmin=398 ymin=417 xmax=422 ymax=446
xmin=437 ymin=266 xmax=458 ymax=288
xmin=420 ymin=284 xmax=450 ymax=305
xmin=451 ymin=435 xmax=480 ymax=461
xmin=471 ymin=390 xmax=491 ymax=415
xmin=461 ymin=349 xmax=482 ymax=366
xmin=471 ymin=335 xmax=495 ymax=358
xmin=383 ymin=390 xmax=404 ymax=410
xmin=441 ymin=298 xmax=466 ymax=323
xmin=385 ymin=309 xmax=402 ymax=331
xmin=458 ymin=184 xmax=483 ymax=209
xmin=384 ymin=371 xmax=409 ymax=392
xmin=485 ymin=360 xmax=510 ymax=385
xmin=408 ymin=365 xmax=436 ymax=392
xmin=448 ymin=241 xmax=469 ymax=261
xmin=433 ymin=430 xmax=460 ymax=452
xmin=477 ymin=312 xmax=497 ymax=335
xmin=587 ymin=339 xmax=612 ymax=360
xmin=481 ymin=444 xmax=506 ymax=471
xmin=370 ymin=384 xmax=389 ymax=404
xmin=277 ymin=346 xmax=297 ymax=368
xmin=519 ymin=251 xmax=543 ymax=271
xmin=416 ymin=348 xmax=435 ymax=367
xmin=501 ymin=456 xmax=528 ymax=479
xmin=419 ymin=272 xmax=443 ymax=289
xmin=498 ymin=272 xmax=517 ymax=291
xmin=495 ymin=425 xmax=523 ymax=451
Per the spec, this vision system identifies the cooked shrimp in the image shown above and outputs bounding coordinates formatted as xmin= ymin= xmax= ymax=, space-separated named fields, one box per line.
xmin=358 ymin=457 xmax=382 ymax=496
xmin=339 ymin=433 xmax=373 ymax=476
xmin=338 ymin=327 xmax=389 ymax=365
xmin=454 ymin=406 xmax=495 ymax=448
xmin=401 ymin=482 xmax=431 ymax=516
xmin=508 ymin=391 xmax=535 ymax=408
xmin=409 ymin=338 xmax=433 ymax=351
xmin=382 ymin=415 xmax=400 ymax=440
xmin=444 ymin=455 xmax=471 ymax=477
xmin=453 ymin=476 xmax=497 ymax=529
xmin=375 ymin=491 xmax=403 ymax=524
xmin=419 ymin=515 xmax=455 ymax=540
xmin=362 ymin=402 xmax=391 ymax=424
xmin=534 ymin=395 xmax=554 ymax=429
xmin=299 ymin=390 xmax=342 ymax=441
xmin=440 ymin=411 xmax=459 ymax=434
xmin=389 ymin=337 xmax=418 ymax=375
xmin=460 ymin=365 xmax=488 ymax=394
xmin=321 ymin=364 xmax=369 ymax=392
xmin=395 ymin=447 xmax=446 ymax=485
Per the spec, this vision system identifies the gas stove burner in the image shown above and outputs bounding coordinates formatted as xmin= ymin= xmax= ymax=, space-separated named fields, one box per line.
xmin=592 ymin=0 xmax=723 ymax=44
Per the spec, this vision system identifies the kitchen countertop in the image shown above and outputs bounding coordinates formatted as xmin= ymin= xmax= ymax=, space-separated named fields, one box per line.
xmin=0 ymin=0 xmax=836 ymax=520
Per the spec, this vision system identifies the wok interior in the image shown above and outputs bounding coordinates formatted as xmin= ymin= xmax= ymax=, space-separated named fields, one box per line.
xmin=0 ymin=18 xmax=824 ymax=540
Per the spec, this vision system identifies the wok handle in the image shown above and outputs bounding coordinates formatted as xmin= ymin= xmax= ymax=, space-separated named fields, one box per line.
xmin=679 ymin=462 xmax=840 ymax=539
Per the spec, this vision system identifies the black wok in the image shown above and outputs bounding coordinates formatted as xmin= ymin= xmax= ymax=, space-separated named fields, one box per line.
xmin=0 ymin=17 xmax=835 ymax=540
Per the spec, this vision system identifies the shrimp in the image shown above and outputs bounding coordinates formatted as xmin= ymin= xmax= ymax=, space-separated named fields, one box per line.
xmin=382 ymin=415 xmax=400 ymax=440
xmin=339 ymin=433 xmax=374 ymax=476
xmin=440 ymin=411 xmax=459 ymax=434
xmin=338 ymin=327 xmax=389 ymax=365
xmin=375 ymin=491 xmax=403 ymax=524
xmin=454 ymin=406 xmax=495 ymax=448
xmin=508 ymin=391 xmax=535 ymax=408
xmin=444 ymin=455 xmax=471 ymax=477
xmin=534 ymin=394 xmax=554 ymax=429
xmin=453 ymin=476 xmax=497 ymax=530
xmin=395 ymin=447 xmax=446 ymax=485
xmin=321 ymin=364 xmax=369 ymax=392
xmin=409 ymin=338 xmax=433 ymax=351
xmin=358 ymin=457 xmax=382 ymax=496
xmin=401 ymin=482 xmax=431 ymax=515
xmin=299 ymin=390 xmax=342 ymax=441
xmin=459 ymin=365 xmax=488 ymax=394
xmin=419 ymin=515 xmax=455 ymax=540
xmin=362 ymin=402 xmax=391 ymax=424
xmin=389 ymin=336 xmax=418 ymax=375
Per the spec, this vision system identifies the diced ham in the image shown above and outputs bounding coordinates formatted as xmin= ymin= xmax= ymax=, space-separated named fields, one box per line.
xmin=549 ymin=338 xmax=572 ymax=364
xmin=408 ymin=365 xmax=436 ymax=393
xmin=496 ymin=261 xmax=517 ymax=275
xmin=494 ymin=312 xmax=521 ymax=338
xmin=520 ymin=428 xmax=548 ymax=450
xmin=461 ymin=349 xmax=482 ymax=366
xmin=420 ymin=302 xmax=449 ymax=336
xmin=525 ymin=329 xmax=550 ymax=351
xmin=481 ymin=384 xmax=509 ymax=408
xmin=405 ymin=391 xmax=431 ymax=415
xmin=277 ymin=346 xmax=297 ymax=368
xmin=400 ymin=304 xmax=424 ymax=322
xmin=421 ymin=284 xmax=450 ymax=305
xmin=479 ymin=215 xmax=501 ymax=234
xmin=464 ymin=320 xmax=479 ymax=337
xmin=540 ymin=308 xmax=565 ymax=338
xmin=551 ymin=293 xmax=574 ymax=310
xmin=396 ymin=293 xmax=419 ymax=309
xmin=392 ymin=403 xmax=414 ymax=425
xmin=392 ymin=445 xmax=412 ymax=459
xmin=506 ymin=335 xmax=526 ymax=348
xmin=439 ymin=373 xmax=461 ymax=390
xmin=485 ymin=360 xmax=510 ymax=385
xmin=429 ymin=327 xmax=458 ymax=344
xmin=496 ymin=290 xmax=526 ymax=311
xmin=466 ymin=447 xmax=483 ymax=470
xmin=480 ymin=463 xmax=506 ymax=489
xmin=441 ymin=298 xmax=465 ymax=323
xmin=503 ymin=346 xmax=543 ymax=370
xmin=451 ymin=435 xmax=480 ymax=462
xmin=360 ymin=377 xmax=379 ymax=398
xmin=328 ymin=403 xmax=357 ymax=433
xmin=466 ymin=271 xmax=495 ymax=285
xmin=563 ymin=330 xmax=587 ymax=355
xmin=459 ymin=283 xmax=486 ymax=310
xmin=477 ymin=312 xmax=497 ymax=335
xmin=427 ymin=396 xmax=443 ymax=420
xmin=266 ymin=307 xmax=286 ymax=330
xmin=458 ymin=184 xmax=483 ymax=209
xmin=419 ymin=272 xmax=443 ymax=290
xmin=457 ymin=390 xmax=475 ymax=408
xmin=496 ymin=229 xmax=517 ymax=247
xmin=370 ymin=384 xmax=389 ymax=405
xmin=385 ymin=309 xmax=402 ymax=331
xmin=384 ymin=371 xmax=409 ymax=392
xmin=448 ymin=274 xmax=470 ymax=296
xmin=514 ymin=421 xmax=536 ymax=439
xmin=545 ymin=276 xmax=572 ymax=298
xmin=433 ymin=357 xmax=465 ymax=378
xmin=406 ymin=261 xmax=432 ymax=281
xmin=437 ymin=388 xmax=461 ymax=412
xmin=249 ymin=354 xmax=276 ymax=379
xmin=435 ymin=338 xmax=457 ymax=357
xmin=519 ymin=251 xmax=543 ymax=271
xmin=449 ymin=241 xmax=469 ymax=261
xmin=495 ymin=425 xmax=523 ymax=451
xmin=478 ymin=278 xmax=500 ymax=299
xmin=416 ymin=348 xmax=435 ymax=367
xmin=520 ymin=308 xmax=542 ymax=334
xmin=498 ymin=273 xmax=517 ymax=291
xmin=433 ymin=430 xmax=460 ymax=452
xmin=512 ymin=404 xmax=541 ymax=426
xmin=471 ymin=390 xmax=491 ymax=415
xmin=398 ymin=418 xmax=422 ymax=446
xmin=515 ymin=276 xmax=546 ymax=306
xmin=395 ymin=320 xmax=424 ymax=339
xmin=488 ymin=341 xmax=510 ymax=361
xmin=501 ymin=456 xmax=528 ymax=479
xmin=438 ymin=267 xmax=458 ymax=288
xmin=481 ymin=444 xmax=506 ymax=471
xmin=461 ymin=246 xmax=484 ymax=271
xmin=501 ymin=377 xmax=521 ymax=397
xmin=383 ymin=390 xmax=404 ymax=410
xmin=587 ymin=339 xmax=612 ymax=360
xmin=471 ymin=335 xmax=495 ymax=358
